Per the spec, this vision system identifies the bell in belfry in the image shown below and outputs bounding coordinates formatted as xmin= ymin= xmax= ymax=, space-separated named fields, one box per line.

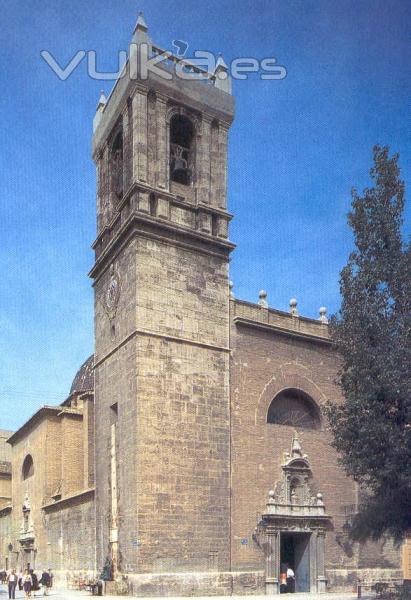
xmin=169 ymin=113 xmax=194 ymax=185
xmin=170 ymin=142 xmax=191 ymax=185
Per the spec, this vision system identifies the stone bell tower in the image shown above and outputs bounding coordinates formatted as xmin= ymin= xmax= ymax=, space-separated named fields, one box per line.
xmin=90 ymin=11 xmax=235 ymax=592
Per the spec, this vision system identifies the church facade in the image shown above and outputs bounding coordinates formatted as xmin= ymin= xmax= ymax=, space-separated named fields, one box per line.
xmin=0 ymin=11 xmax=406 ymax=595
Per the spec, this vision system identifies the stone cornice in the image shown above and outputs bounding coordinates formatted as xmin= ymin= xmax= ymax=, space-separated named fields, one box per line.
xmin=262 ymin=513 xmax=332 ymax=531
xmin=42 ymin=488 xmax=95 ymax=512
xmin=94 ymin=328 xmax=230 ymax=369
xmin=233 ymin=317 xmax=332 ymax=346
xmin=93 ymin=180 xmax=234 ymax=251
xmin=57 ymin=408 xmax=83 ymax=421
xmin=89 ymin=209 xmax=235 ymax=282
xmin=0 ymin=461 xmax=12 ymax=476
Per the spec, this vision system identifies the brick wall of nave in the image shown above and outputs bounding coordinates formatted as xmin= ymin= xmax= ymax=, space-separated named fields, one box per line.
xmin=230 ymin=313 xmax=358 ymax=572
xmin=10 ymin=418 xmax=60 ymax=570
xmin=358 ymin=537 xmax=402 ymax=569
xmin=229 ymin=305 xmax=402 ymax=578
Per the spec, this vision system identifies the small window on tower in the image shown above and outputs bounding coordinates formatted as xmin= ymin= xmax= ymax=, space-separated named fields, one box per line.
xmin=149 ymin=192 xmax=157 ymax=216
xmin=170 ymin=115 xmax=194 ymax=186
xmin=110 ymin=130 xmax=123 ymax=199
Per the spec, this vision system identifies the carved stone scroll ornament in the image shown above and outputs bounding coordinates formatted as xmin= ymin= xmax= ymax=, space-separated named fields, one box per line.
xmin=104 ymin=264 xmax=121 ymax=320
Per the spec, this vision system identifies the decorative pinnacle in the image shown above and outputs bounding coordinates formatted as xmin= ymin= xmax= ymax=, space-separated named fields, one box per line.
xmin=229 ymin=280 xmax=235 ymax=300
xmin=96 ymin=90 xmax=107 ymax=111
xmin=134 ymin=10 xmax=148 ymax=32
xmin=319 ymin=306 xmax=328 ymax=324
xmin=289 ymin=297 xmax=298 ymax=317
xmin=214 ymin=54 xmax=229 ymax=81
xmin=214 ymin=53 xmax=232 ymax=94
xmin=258 ymin=290 xmax=268 ymax=308
xmin=215 ymin=53 xmax=228 ymax=71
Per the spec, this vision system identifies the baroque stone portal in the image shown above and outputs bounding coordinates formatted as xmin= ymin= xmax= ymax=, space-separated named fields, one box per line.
xmin=257 ymin=435 xmax=332 ymax=594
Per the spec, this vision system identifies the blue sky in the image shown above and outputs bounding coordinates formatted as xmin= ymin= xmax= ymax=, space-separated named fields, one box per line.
xmin=0 ymin=0 xmax=410 ymax=430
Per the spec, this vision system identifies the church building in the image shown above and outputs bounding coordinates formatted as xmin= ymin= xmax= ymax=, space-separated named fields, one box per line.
xmin=0 ymin=10 xmax=406 ymax=595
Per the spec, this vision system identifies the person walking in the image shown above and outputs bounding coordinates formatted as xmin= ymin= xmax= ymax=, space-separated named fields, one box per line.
xmin=7 ymin=570 xmax=17 ymax=599
xmin=30 ymin=571 xmax=39 ymax=598
xmin=39 ymin=571 xmax=51 ymax=596
xmin=23 ymin=569 xmax=32 ymax=599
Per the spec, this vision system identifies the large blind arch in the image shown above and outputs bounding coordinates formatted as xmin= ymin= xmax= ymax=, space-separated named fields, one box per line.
xmin=267 ymin=387 xmax=321 ymax=430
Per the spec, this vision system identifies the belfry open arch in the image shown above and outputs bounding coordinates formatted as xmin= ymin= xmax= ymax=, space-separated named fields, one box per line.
xmin=255 ymin=434 xmax=332 ymax=594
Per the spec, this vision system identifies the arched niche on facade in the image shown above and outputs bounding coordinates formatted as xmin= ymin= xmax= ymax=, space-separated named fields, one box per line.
xmin=22 ymin=454 xmax=34 ymax=480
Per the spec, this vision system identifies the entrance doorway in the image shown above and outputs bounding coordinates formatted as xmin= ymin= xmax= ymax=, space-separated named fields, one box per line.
xmin=280 ymin=532 xmax=310 ymax=593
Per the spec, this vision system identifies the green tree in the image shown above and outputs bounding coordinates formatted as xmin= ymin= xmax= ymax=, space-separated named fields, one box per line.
xmin=326 ymin=145 xmax=411 ymax=542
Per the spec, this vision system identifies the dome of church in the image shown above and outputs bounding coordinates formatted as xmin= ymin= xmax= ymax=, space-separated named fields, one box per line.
xmin=69 ymin=355 xmax=94 ymax=395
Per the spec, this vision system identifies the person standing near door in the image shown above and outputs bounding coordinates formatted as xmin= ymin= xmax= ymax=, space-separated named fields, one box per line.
xmin=7 ymin=569 xmax=17 ymax=599
xmin=286 ymin=565 xmax=295 ymax=593
xmin=279 ymin=565 xmax=287 ymax=593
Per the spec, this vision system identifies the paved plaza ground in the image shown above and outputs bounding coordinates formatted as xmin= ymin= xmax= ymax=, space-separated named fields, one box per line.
xmin=0 ymin=586 xmax=376 ymax=600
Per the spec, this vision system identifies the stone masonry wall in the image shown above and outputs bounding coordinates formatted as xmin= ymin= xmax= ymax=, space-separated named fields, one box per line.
xmin=0 ymin=473 xmax=11 ymax=510
xmin=131 ymin=236 xmax=230 ymax=574
xmin=94 ymin=237 xmax=138 ymax=573
xmin=43 ymin=495 xmax=95 ymax=578
xmin=0 ymin=431 xmax=12 ymax=510
xmin=93 ymin=228 xmax=231 ymax=579
xmin=0 ymin=509 xmax=12 ymax=570
xmin=135 ymin=335 xmax=230 ymax=574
